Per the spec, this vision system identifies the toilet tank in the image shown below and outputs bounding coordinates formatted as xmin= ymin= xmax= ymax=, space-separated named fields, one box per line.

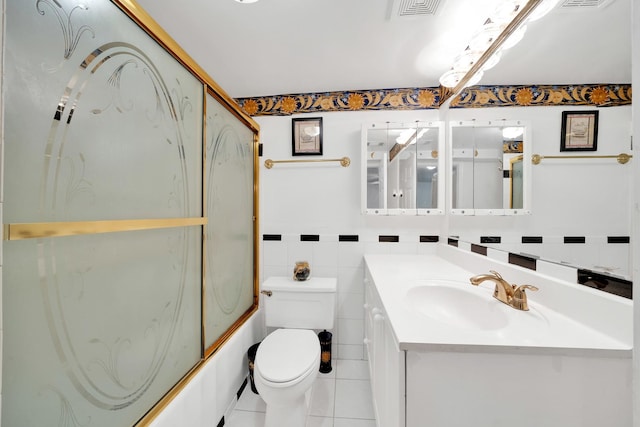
xmin=262 ymin=277 xmax=336 ymax=329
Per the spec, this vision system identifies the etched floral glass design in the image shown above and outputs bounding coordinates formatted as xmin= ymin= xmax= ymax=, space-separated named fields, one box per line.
xmin=204 ymin=92 xmax=255 ymax=350
xmin=3 ymin=0 xmax=207 ymax=425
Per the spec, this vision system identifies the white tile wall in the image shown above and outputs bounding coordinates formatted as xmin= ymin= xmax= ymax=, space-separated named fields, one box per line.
xmin=337 ymin=292 xmax=363 ymax=320
xmin=337 ymin=266 xmax=364 ymax=294
xmin=312 ymin=241 xmax=339 ymax=268
xmin=337 ymin=318 xmax=363 ymax=348
xmin=149 ymin=310 xmax=263 ymax=427
xmin=286 ymin=241 xmax=314 ymax=269
xmin=262 ymin=241 xmax=287 ymax=267
xmin=337 ymin=242 xmax=364 ymax=268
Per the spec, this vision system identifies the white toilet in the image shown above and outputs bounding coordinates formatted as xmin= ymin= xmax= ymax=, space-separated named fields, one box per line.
xmin=254 ymin=276 xmax=336 ymax=427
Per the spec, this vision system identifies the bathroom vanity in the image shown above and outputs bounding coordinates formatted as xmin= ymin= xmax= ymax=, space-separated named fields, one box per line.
xmin=364 ymin=245 xmax=632 ymax=427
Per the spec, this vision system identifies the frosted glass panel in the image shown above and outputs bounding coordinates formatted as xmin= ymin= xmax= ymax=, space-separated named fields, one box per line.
xmin=4 ymin=0 xmax=203 ymax=223
xmin=3 ymin=0 xmax=259 ymax=424
xmin=3 ymin=0 xmax=207 ymax=425
xmin=204 ymin=92 xmax=255 ymax=349
xmin=3 ymin=227 xmax=202 ymax=426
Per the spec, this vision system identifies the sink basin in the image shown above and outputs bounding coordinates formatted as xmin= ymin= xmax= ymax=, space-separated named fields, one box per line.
xmin=404 ymin=280 xmax=509 ymax=331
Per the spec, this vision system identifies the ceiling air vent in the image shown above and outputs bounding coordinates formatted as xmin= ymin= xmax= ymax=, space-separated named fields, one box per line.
xmin=389 ymin=0 xmax=443 ymax=19
xmin=559 ymin=0 xmax=616 ymax=9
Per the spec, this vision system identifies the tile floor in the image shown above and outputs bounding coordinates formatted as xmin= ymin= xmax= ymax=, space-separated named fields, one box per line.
xmin=225 ymin=359 xmax=376 ymax=427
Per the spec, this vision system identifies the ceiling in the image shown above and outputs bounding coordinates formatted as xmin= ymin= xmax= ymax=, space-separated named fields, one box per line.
xmin=133 ymin=0 xmax=631 ymax=99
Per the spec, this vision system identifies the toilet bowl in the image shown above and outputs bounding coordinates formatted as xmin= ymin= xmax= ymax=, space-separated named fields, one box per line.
xmin=254 ymin=329 xmax=320 ymax=427
xmin=255 ymin=276 xmax=336 ymax=427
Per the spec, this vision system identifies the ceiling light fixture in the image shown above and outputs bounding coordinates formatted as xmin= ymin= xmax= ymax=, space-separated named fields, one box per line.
xmin=452 ymin=49 xmax=502 ymax=73
xmin=438 ymin=0 xmax=554 ymax=91
xmin=234 ymin=0 xmax=259 ymax=3
xmin=468 ymin=21 xmax=505 ymax=52
xmin=439 ymin=69 xmax=483 ymax=88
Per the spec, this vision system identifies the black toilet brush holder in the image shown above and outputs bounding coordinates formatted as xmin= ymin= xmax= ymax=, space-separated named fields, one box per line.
xmin=318 ymin=330 xmax=332 ymax=374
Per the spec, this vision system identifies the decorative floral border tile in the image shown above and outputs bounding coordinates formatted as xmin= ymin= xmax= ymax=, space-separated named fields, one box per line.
xmin=451 ymin=84 xmax=631 ymax=109
xmin=235 ymin=84 xmax=631 ymax=117
xmin=236 ymin=88 xmax=440 ymax=116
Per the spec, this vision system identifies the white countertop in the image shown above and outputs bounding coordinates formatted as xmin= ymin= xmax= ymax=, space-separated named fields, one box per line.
xmin=365 ymin=253 xmax=632 ymax=356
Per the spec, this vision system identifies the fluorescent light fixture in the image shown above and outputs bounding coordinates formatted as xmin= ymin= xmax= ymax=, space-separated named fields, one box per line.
xmin=234 ymin=0 xmax=259 ymax=3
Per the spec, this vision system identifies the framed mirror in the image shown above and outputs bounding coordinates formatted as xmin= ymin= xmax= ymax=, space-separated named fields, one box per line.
xmin=449 ymin=120 xmax=531 ymax=215
xmin=362 ymin=121 xmax=444 ymax=216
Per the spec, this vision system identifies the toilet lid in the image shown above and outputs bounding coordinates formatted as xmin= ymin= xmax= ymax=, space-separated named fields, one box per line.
xmin=256 ymin=329 xmax=320 ymax=383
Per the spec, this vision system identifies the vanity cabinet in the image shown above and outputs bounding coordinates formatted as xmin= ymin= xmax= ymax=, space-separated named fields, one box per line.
xmin=364 ymin=253 xmax=632 ymax=427
xmin=364 ymin=270 xmax=405 ymax=427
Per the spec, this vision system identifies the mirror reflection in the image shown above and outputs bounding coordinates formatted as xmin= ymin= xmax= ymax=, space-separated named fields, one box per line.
xmin=444 ymin=0 xmax=632 ymax=280
xmin=447 ymin=105 xmax=632 ymax=279
xmin=450 ymin=120 xmax=529 ymax=214
xmin=363 ymin=122 xmax=443 ymax=215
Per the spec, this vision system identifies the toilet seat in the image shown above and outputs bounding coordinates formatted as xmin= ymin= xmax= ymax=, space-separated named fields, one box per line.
xmin=255 ymin=329 xmax=319 ymax=384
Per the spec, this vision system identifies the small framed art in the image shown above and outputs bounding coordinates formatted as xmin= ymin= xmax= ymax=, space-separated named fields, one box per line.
xmin=560 ymin=110 xmax=599 ymax=151
xmin=292 ymin=117 xmax=323 ymax=156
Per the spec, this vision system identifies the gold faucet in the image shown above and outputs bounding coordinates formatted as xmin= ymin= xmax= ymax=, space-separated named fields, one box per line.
xmin=511 ymin=285 xmax=539 ymax=311
xmin=470 ymin=270 xmax=514 ymax=305
xmin=469 ymin=270 xmax=538 ymax=311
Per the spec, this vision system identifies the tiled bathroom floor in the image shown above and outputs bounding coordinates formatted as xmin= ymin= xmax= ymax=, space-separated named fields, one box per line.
xmin=225 ymin=359 xmax=376 ymax=427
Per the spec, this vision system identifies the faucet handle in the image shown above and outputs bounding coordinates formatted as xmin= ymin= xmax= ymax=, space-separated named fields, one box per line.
xmin=514 ymin=284 xmax=539 ymax=293
xmin=511 ymin=285 xmax=539 ymax=311
xmin=489 ymin=270 xmax=504 ymax=279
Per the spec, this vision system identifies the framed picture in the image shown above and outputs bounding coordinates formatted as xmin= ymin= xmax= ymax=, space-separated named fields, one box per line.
xmin=560 ymin=110 xmax=599 ymax=151
xmin=292 ymin=117 xmax=323 ymax=156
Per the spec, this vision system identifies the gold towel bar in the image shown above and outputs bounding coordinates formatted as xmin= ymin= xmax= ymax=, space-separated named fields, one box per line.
xmin=264 ymin=156 xmax=351 ymax=169
xmin=531 ymin=153 xmax=633 ymax=165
